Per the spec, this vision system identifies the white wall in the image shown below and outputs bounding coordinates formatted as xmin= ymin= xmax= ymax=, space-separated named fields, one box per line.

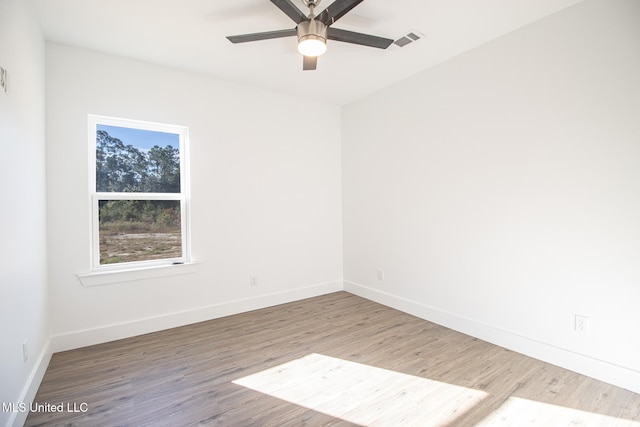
xmin=0 ymin=0 xmax=50 ymax=426
xmin=343 ymin=0 xmax=640 ymax=393
xmin=45 ymin=44 xmax=343 ymax=350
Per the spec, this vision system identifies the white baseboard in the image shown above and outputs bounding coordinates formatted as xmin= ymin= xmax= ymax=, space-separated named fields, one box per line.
xmin=344 ymin=280 xmax=640 ymax=395
xmin=6 ymin=339 xmax=52 ymax=427
xmin=51 ymin=280 xmax=343 ymax=353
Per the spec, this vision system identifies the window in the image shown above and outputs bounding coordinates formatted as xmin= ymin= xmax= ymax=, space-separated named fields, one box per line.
xmin=89 ymin=115 xmax=190 ymax=271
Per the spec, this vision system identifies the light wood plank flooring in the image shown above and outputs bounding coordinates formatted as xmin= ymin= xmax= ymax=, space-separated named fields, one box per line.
xmin=27 ymin=292 xmax=640 ymax=426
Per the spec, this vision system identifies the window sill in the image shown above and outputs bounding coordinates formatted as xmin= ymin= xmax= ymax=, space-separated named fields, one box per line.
xmin=77 ymin=261 xmax=200 ymax=287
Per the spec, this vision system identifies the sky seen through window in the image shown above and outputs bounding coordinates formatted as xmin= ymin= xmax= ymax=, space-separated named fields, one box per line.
xmin=97 ymin=124 xmax=178 ymax=150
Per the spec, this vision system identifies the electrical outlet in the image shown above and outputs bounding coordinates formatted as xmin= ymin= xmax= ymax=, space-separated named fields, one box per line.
xmin=0 ymin=67 xmax=7 ymax=94
xmin=22 ymin=341 xmax=29 ymax=363
xmin=377 ymin=269 xmax=384 ymax=282
xmin=250 ymin=275 xmax=257 ymax=286
xmin=574 ymin=314 xmax=590 ymax=334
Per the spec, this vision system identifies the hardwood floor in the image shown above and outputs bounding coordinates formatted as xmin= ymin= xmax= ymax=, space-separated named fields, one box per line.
xmin=27 ymin=292 xmax=640 ymax=426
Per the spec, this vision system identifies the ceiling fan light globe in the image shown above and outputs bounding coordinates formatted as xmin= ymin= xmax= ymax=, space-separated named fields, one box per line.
xmin=298 ymin=36 xmax=327 ymax=56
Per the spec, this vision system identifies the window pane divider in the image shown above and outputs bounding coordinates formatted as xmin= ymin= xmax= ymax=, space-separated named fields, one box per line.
xmin=94 ymin=192 xmax=183 ymax=201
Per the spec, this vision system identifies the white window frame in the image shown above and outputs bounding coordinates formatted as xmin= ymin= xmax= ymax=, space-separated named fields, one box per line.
xmin=87 ymin=115 xmax=191 ymax=273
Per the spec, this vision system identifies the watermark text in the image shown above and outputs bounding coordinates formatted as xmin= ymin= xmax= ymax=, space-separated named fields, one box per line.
xmin=2 ymin=402 xmax=88 ymax=413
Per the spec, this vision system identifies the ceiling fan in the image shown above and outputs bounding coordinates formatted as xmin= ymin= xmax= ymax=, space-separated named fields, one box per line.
xmin=226 ymin=0 xmax=394 ymax=70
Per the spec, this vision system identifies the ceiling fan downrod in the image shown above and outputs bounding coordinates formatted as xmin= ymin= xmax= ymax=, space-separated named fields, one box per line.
xmin=302 ymin=0 xmax=322 ymax=18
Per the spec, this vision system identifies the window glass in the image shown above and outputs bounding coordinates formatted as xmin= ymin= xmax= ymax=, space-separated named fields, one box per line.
xmin=96 ymin=125 xmax=180 ymax=193
xmin=89 ymin=116 xmax=189 ymax=269
xmin=98 ymin=200 xmax=182 ymax=265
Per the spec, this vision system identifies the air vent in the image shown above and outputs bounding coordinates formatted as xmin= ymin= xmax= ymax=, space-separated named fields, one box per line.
xmin=394 ymin=36 xmax=412 ymax=47
xmin=393 ymin=30 xmax=424 ymax=48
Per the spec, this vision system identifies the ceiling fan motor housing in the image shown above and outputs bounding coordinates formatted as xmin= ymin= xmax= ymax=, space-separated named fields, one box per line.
xmin=297 ymin=19 xmax=328 ymax=56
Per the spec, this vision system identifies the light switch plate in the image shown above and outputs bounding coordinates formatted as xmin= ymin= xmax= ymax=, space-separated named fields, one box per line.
xmin=0 ymin=67 xmax=8 ymax=94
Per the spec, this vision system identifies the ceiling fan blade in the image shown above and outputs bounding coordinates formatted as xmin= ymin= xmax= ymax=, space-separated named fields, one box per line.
xmin=226 ymin=29 xmax=296 ymax=44
xmin=303 ymin=55 xmax=318 ymax=71
xmin=270 ymin=0 xmax=308 ymax=24
xmin=327 ymin=27 xmax=393 ymax=49
xmin=316 ymin=0 xmax=364 ymax=25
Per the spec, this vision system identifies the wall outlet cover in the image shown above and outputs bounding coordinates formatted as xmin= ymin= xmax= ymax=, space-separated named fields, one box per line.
xmin=574 ymin=314 xmax=590 ymax=334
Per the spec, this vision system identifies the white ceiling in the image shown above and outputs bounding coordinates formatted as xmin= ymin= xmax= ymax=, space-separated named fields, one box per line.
xmin=33 ymin=0 xmax=583 ymax=105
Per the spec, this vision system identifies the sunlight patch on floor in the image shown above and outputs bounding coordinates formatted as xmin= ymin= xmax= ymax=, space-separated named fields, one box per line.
xmin=476 ymin=396 xmax=640 ymax=426
xmin=233 ymin=353 xmax=487 ymax=426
